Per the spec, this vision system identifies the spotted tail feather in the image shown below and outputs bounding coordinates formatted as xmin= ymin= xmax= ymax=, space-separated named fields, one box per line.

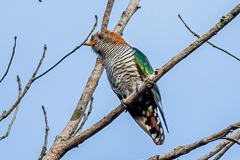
xmin=128 ymin=93 xmax=165 ymax=145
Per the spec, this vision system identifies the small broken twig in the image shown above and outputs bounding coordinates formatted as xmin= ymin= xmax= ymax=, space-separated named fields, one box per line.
xmin=178 ymin=14 xmax=240 ymax=61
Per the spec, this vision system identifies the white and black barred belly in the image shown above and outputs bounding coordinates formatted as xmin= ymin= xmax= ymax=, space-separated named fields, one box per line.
xmin=102 ymin=45 xmax=143 ymax=99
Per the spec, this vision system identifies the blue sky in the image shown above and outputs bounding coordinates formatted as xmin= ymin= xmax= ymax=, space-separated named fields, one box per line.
xmin=0 ymin=0 xmax=240 ymax=160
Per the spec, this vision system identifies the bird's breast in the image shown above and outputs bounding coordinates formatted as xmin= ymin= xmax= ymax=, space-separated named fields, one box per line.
xmin=104 ymin=51 xmax=143 ymax=97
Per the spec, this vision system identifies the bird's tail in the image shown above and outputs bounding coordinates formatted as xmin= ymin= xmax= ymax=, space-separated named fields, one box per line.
xmin=128 ymin=93 xmax=165 ymax=145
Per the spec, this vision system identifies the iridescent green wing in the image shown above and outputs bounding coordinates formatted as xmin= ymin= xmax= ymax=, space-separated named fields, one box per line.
xmin=133 ymin=47 xmax=169 ymax=132
xmin=133 ymin=47 xmax=161 ymax=100
xmin=133 ymin=47 xmax=154 ymax=76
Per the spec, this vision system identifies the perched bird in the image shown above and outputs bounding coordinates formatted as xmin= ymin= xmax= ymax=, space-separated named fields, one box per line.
xmin=85 ymin=30 xmax=168 ymax=145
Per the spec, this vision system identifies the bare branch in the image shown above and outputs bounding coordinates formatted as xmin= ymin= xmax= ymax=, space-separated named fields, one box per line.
xmin=0 ymin=75 xmax=22 ymax=141
xmin=178 ymin=14 xmax=240 ymax=61
xmin=213 ymin=131 xmax=240 ymax=160
xmin=114 ymin=0 xmax=140 ymax=34
xmin=148 ymin=122 xmax=240 ymax=160
xmin=44 ymin=56 xmax=104 ymax=160
xmin=67 ymin=0 xmax=115 ymax=138
xmin=198 ymin=140 xmax=230 ymax=160
xmin=0 ymin=36 xmax=17 ymax=83
xmin=101 ymin=0 xmax=115 ymax=31
xmin=152 ymin=4 xmax=240 ymax=82
xmin=0 ymin=45 xmax=47 ymax=122
xmin=67 ymin=104 xmax=125 ymax=147
xmin=222 ymin=136 xmax=240 ymax=145
xmin=38 ymin=106 xmax=49 ymax=160
xmin=33 ymin=16 xmax=98 ymax=82
xmin=199 ymin=130 xmax=240 ymax=160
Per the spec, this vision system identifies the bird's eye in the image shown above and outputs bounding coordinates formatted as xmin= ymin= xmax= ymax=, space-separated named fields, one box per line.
xmin=98 ymin=34 xmax=104 ymax=39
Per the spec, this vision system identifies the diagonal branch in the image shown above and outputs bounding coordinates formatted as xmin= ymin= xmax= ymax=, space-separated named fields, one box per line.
xmin=0 ymin=36 xmax=17 ymax=83
xmin=178 ymin=14 xmax=240 ymax=61
xmin=222 ymin=136 xmax=240 ymax=145
xmin=148 ymin=122 xmax=240 ymax=160
xmin=198 ymin=130 xmax=240 ymax=160
xmin=35 ymin=16 xmax=98 ymax=149
xmin=65 ymin=0 xmax=116 ymax=140
xmin=213 ymin=130 xmax=240 ymax=160
xmin=198 ymin=139 xmax=230 ymax=160
xmin=0 ymin=45 xmax=47 ymax=122
xmin=66 ymin=104 xmax=125 ymax=147
xmin=151 ymin=3 xmax=240 ymax=82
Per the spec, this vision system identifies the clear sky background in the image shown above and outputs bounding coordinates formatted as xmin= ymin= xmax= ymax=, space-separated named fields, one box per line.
xmin=0 ymin=0 xmax=240 ymax=160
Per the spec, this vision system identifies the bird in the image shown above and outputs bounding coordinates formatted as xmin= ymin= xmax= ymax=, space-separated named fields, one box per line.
xmin=85 ymin=30 xmax=168 ymax=145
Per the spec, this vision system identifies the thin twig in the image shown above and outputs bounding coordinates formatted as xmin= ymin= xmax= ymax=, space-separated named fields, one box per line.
xmin=33 ymin=16 xmax=98 ymax=82
xmin=198 ymin=130 xmax=240 ymax=160
xmin=197 ymin=141 xmax=230 ymax=160
xmin=0 ymin=36 xmax=17 ymax=83
xmin=74 ymin=96 xmax=93 ymax=135
xmin=0 ymin=75 xmax=22 ymax=141
xmin=148 ymin=122 xmax=240 ymax=160
xmin=178 ymin=14 xmax=240 ymax=61
xmin=222 ymin=136 xmax=240 ymax=145
xmin=0 ymin=45 xmax=47 ymax=122
xmin=213 ymin=130 xmax=240 ymax=160
xmin=38 ymin=106 xmax=49 ymax=160
xmin=213 ymin=143 xmax=233 ymax=160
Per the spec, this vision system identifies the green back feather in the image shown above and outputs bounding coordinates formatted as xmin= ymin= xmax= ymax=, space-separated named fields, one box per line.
xmin=133 ymin=47 xmax=161 ymax=101
xmin=133 ymin=47 xmax=154 ymax=76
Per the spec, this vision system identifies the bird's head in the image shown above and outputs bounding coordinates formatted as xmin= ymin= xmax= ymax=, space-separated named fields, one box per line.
xmin=85 ymin=30 xmax=128 ymax=56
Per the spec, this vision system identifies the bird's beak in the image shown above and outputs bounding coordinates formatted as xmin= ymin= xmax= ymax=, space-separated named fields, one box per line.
xmin=84 ymin=41 xmax=94 ymax=46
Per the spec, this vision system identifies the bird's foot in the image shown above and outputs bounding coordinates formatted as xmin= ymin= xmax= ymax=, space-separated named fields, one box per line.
xmin=155 ymin=68 xmax=159 ymax=75
xmin=144 ymin=74 xmax=155 ymax=87
xmin=135 ymin=85 xmax=140 ymax=92
xmin=121 ymin=99 xmax=129 ymax=112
